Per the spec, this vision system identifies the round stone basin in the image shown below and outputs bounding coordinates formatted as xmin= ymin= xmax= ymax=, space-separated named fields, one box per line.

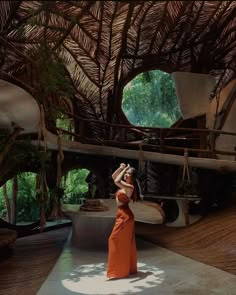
xmin=63 ymin=199 xmax=164 ymax=249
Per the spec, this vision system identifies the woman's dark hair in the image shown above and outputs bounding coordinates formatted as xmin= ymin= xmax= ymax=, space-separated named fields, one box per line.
xmin=129 ymin=167 xmax=141 ymax=201
xmin=129 ymin=167 xmax=138 ymax=182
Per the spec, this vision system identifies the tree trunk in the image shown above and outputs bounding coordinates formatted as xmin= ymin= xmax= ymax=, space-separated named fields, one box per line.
xmin=36 ymin=173 xmax=40 ymax=190
xmin=11 ymin=176 xmax=18 ymax=225
xmin=3 ymin=183 xmax=11 ymax=222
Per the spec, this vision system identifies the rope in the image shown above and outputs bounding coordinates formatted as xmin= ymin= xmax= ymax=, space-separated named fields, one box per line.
xmin=182 ymin=148 xmax=190 ymax=184
xmin=137 ymin=142 xmax=145 ymax=200
xmin=38 ymin=104 xmax=47 ymax=151
xmin=180 ymin=148 xmax=192 ymax=225
xmin=138 ymin=142 xmax=145 ymax=172
xmin=56 ymin=133 xmax=64 ymax=187
xmin=37 ymin=104 xmax=48 ymax=231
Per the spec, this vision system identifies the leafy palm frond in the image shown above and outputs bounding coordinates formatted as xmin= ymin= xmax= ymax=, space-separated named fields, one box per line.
xmin=0 ymin=0 xmax=235 ymax=142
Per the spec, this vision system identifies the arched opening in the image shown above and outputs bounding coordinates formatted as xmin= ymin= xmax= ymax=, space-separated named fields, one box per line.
xmin=122 ymin=70 xmax=181 ymax=127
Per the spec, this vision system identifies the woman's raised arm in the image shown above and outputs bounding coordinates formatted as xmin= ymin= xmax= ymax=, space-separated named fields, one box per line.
xmin=112 ymin=163 xmax=126 ymax=180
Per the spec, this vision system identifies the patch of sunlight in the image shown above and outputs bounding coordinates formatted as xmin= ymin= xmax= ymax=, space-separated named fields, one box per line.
xmin=62 ymin=262 xmax=165 ymax=294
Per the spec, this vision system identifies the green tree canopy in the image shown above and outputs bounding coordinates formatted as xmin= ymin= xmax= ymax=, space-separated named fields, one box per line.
xmin=122 ymin=70 xmax=182 ymax=127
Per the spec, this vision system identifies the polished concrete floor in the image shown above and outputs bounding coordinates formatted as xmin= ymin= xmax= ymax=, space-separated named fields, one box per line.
xmin=37 ymin=231 xmax=236 ymax=295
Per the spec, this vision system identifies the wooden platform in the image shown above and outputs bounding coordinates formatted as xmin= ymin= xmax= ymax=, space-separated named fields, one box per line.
xmin=0 ymin=227 xmax=71 ymax=295
xmin=0 ymin=205 xmax=236 ymax=294
xmin=136 ymin=204 xmax=236 ymax=275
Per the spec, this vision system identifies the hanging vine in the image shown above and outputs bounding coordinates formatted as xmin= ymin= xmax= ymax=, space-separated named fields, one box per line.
xmin=36 ymin=105 xmax=50 ymax=231
xmin=48 ymin=133 xmax=65 ymax=221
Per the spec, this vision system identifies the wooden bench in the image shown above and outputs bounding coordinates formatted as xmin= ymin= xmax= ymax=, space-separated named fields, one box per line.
xmin=143 ymin=194 xmax=202 ymax=227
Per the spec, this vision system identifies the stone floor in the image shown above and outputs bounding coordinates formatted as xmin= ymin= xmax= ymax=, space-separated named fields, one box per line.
xmin=37 ymin=232 xmax=236 ymax=295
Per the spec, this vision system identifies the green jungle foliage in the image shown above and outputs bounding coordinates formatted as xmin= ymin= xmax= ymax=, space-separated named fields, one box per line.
xmin=62 ymin=169 xmax=89 ymax=204
xmin=56 ymin=113 xmax=74 ymax=141
xmin=0 ymin=169 xmax=89 ymax=222
xmin=0 ymin=173 xmax=38 ymax=222
xmin=122 ymin=70 xmax=182 ymax=127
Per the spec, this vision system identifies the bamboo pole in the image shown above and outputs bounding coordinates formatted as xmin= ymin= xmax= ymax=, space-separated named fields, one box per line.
xmin=34 ymin=131 xmax=236 ymax=172
xmin=56 ymin=127 xmax=236 ymax=157
xmin=51 ymin=106 xmax=236 ymax=137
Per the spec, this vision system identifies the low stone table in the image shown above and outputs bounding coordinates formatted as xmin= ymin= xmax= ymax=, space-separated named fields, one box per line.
xmin=144 ymin=194 xmax=202 ymax=227
xmin=63 ymin=199 xmax=164 ymax=249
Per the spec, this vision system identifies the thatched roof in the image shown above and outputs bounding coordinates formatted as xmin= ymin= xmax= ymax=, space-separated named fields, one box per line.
xmin=0 ymin=1 xmax=235 ymax=126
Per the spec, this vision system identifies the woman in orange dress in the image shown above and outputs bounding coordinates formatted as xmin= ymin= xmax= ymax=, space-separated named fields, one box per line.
xmin=107 ymin=163 xmax=140 ymax=280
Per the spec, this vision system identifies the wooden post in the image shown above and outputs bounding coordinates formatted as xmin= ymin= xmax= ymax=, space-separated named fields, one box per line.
xmin=183 ymin=198 xmax=190 ymax=225
xmin=209 ymin=131 xmax=216 ymax=158
xmin=79 ymin=119 xmax=85 ymax=138
xmin=197 ymin=116 xmax=207 ymax=158
xmin=159 ymin=129 xmax=164 ymax=153
xmin=3 ymin=184 xmax=11 ymax=222
xmin=11 ymin=176 xmax=18 ymax=225
xmin=120 ymin=127 xmax=126 ymax=142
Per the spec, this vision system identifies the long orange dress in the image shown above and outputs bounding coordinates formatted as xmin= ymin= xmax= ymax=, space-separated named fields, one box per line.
xmin=107 ymin=189 xmax=137 ymax=279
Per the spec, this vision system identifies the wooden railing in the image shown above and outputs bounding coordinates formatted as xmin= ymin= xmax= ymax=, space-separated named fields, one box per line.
xmin=55 ymin=112 xmax=236 ymax=159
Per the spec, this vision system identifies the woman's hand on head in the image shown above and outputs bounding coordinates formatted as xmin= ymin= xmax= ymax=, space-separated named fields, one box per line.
xmin=120 ymin=163 xmax=126 ymax=169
